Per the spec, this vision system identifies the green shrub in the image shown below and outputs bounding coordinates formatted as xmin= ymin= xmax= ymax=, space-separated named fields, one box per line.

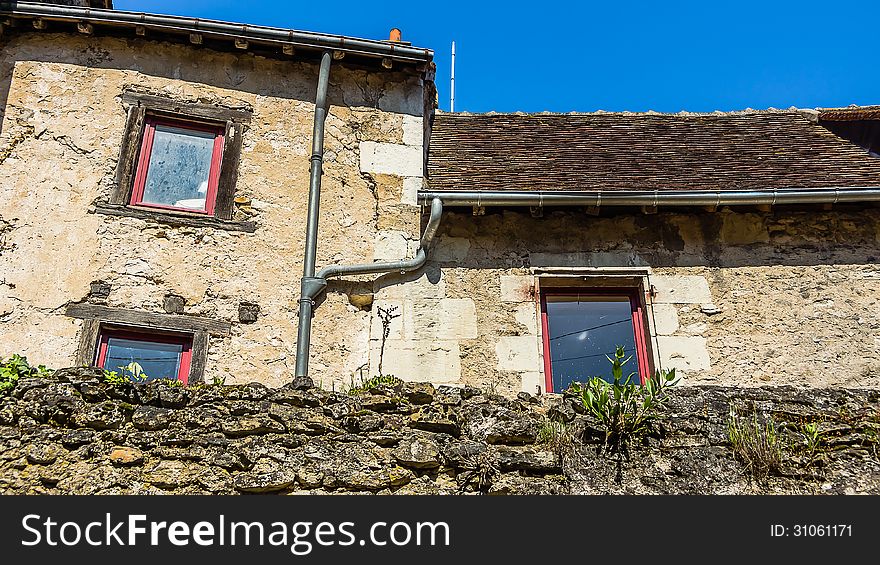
xmin=0 ymin=354 xmax=52 ymax=397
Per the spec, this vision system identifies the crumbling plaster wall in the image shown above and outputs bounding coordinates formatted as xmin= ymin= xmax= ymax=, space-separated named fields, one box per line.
xmin=0 ymin=33 xmax=426 ymax=389
xmin=382 ymin=206 xmax=880 ymax=394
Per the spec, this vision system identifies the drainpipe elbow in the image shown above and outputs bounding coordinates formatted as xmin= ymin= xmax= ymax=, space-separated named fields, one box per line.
xmin=300 ymin=276 xmax=328 ymax=301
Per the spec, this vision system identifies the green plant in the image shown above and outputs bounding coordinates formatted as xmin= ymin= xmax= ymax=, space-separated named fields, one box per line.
xmin=569 ymin=346 xmax=677 ymax=473
xmin=212 ymin=374 xmax=227 ymax=386
xmin=801 ymin=421 xmax=822 ymax=463
xmin=156 ymin=378 xmax=183 ymax=388
xmin=102 ymin=362 xmax=149 ymax=385
xmin=0 ymin=354 xmax=52 ymax=397
xmin=537 ymin=417 xmax=574 ymax=460
xmin=727 ymin=407 xmax=785 ymax=482
xmin=101 ymin=369 xmax=127 ymax=386
xmin=348 ymin=374 xmax=403 ymax=395
xmin=537 ymin=417 xmax=566 ymax=444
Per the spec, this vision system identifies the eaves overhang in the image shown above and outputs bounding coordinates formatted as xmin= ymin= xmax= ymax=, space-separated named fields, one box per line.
xmin=0 ymin=1 xmax=434 ymax=68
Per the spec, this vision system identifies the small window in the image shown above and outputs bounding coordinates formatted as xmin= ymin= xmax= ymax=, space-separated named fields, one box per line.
xmin=540 ymin=289 xmax=651 ymax=393
xmin=130 ymin=117 xmax=225 ymax=215
xmin=95 ymin=328 xmax=193 ymax=384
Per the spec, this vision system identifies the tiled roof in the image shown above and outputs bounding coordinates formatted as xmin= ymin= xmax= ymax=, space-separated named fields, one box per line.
xmin=427 ymin=110 xmax=880 ymax=192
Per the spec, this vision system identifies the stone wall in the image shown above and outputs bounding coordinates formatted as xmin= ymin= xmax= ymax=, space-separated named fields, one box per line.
xmin=1 ymin=368 xmax=878 ymax=494
xmin=0 ymin=32 xmax=426 ymax=389
xmin=383 ymin=206 xmax=880 ymax=393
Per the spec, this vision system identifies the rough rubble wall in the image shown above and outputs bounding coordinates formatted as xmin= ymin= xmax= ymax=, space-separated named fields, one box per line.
xmin=385 ymin=207 xmax=880 ymax=394
xmin=1 ymin=368 xmax=878 ymax=494
xmin=0 ymin=33 xmax=425 ymax=389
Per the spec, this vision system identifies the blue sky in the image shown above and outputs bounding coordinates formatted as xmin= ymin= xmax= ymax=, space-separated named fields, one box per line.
xmin=115 ymin=1 xmax=880 ymax=114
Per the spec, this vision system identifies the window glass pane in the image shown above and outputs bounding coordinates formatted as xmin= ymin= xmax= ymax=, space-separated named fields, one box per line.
xmin=545 ymin=295 xmax=640 ymax=392
xmin=104 ymin=337 xmax=183 ymax=381
xmin=141 ymin=124 xmax=216 ymax=210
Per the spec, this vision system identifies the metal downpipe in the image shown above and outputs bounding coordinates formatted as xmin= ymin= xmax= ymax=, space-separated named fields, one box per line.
xmin=294 ymin=51 xmax=332 ymax=382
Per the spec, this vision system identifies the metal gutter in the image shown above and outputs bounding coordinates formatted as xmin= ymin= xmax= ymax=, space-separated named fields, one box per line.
xmin=0 ymin=2 xmax=433 ymax=63
xmin=417 ymin=187 xmax=880 ymax=207
xmin=293 ymin=197 xmax=443 ymax=381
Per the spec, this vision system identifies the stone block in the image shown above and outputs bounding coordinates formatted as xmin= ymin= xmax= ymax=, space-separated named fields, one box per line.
xmin=163 ymin=294 xmax=186 ymax=314
xmin=238 ymin=302 xmax=260 ymax=323
xmin=496 ymin=336 xmax=539 ymax=372
xmin=529 ymin=252 xmax=650 ymax=268
xmin=401 ymin=176 xmax=421 ymax=206
xmin=372 ymin=339 xmax=462 ymax=384
xmin=721 ymin=212 xmax=769 ymax=245
xmin=520 ymin=371 xmax=544 ymax=394
xmin=403 ymin=298 xmax=477 ymax=340
xmin=359 ymin=141 xmax=423 ymax=177
xmin=657 ymin=336 xmax=710 ymax=373
xmin=514 ymin=303 xmax=538 ymax=335
xmin=651 ymin=275 xmax=711 ymax=304
xmin=500 ymin=275 xmax=533 ymax=303
xmin=373 ymin=230 xmax=409 ymax=261
xmin=401 ymin=115 xmax=423 ymax=147
xmin=651 ymin=303 xmax=679 ymax=335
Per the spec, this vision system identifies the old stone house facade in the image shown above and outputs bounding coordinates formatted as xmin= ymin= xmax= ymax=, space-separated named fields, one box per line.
xmin=2 ymin=1 xmax=879 ymax=395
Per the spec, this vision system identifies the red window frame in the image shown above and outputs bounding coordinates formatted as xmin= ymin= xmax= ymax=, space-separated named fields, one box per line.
xmin=539 ymin=287 xmax=652 ymax=393
xmin=130 ymin=116 xmax=225 ymax=215
xmin=95 ymin=328 xmax=193 ymax=385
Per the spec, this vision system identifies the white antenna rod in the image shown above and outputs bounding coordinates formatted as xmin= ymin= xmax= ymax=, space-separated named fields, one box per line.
xmin=450 ymin=40 xmax=455 ymax=113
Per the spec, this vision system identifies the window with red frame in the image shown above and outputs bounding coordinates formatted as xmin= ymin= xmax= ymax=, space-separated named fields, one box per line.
xmin=130 ymin=116 xmax=225 ymax=215
xmin=540 ymin=289 xmax=651 ymax=394
xmin=95 ymin=328 xmax=193 ymax=385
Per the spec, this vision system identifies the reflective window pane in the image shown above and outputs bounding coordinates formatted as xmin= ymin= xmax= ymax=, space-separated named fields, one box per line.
xmin=104 ymin=337 xmax=183 ymax=382
xmin=545 ymin=295 xmax=640 ymax=392
xmin=141 ymin=124 xmax=216 ymax=210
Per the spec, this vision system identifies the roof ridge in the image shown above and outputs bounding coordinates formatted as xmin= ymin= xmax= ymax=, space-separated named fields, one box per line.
xmin=437 ymin=104 xmax=880 ymax=119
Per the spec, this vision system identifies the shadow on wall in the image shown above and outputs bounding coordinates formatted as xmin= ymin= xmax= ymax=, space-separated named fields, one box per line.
xmin=315 ymin=198 xmax=880 ymax=307
xmin=426 ymin=207 xmax=880 ymax=270
xmin=0 ymin=36 xmax=12 ymax=140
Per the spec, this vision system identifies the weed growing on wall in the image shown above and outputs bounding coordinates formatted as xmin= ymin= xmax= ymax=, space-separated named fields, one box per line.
xmin=726 ymin=407 xmax=785 ymax=482
xmin=0 ymin=354 xmax=53 ymax=397
xmin=348 ymin=374 xmax=403 ymax=395
xmin=568 ymin=346 xmax=678 ymax=481
xmin=101 ymin=362 xmax=149 ymax=385
xmin=375 ymin=305 xmax=401 ymax=377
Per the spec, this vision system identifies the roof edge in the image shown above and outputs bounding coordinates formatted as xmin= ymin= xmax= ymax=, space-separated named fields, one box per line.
xmin=0 ymin=1 xmax=434 ymax=64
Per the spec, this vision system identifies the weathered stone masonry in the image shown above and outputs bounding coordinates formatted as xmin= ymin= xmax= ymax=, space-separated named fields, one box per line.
xmin=1 ymin=368 xmax=878 ymax=494
xmin=386 ymin=206 xmax=880 ymax=393
xmin=0 ymin=32 xmax=427 ymax=390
